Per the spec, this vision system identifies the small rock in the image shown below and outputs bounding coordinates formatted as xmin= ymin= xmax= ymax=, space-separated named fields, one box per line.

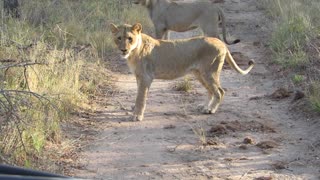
xmin=224 ymin=158 xmax=233 ymax=162
xmin=243 ymin=137 xmax=255 ymax=144
xmin=163 ymin=124 xmax=176 ymax=129
xmin=225 ymin=123 xmax=241 ymax=132
xmin=208 ymin=124 xmax=228 ymax=135
xmin=211 ymin=0 xmax=224 ymax=3
xmin=206 ymin=138 xmax=218 ymax=146
xmin=239 ymin=144 xmax=248 ymax=150
xmin=272 ymin=161 xmax=287 ymax=170
xmin=292 ymin=90 xmax=305 ymax=101
xmin=253 ymin=41 xmax=261 ymax=47
xmin=232 ymin=92 xmax=238 ymax=97
xmin=249 ymin=96 xmax=264 ymax=100
xmin=254 ymin=177 xmax=273 ymax=180
xmin=270 ymin=88 xmax=291 ymax=100
xmin=256 ymin=140 xmax=279 ymax=149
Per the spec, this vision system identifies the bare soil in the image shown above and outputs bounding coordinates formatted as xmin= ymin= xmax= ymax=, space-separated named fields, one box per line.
xmin=71 ymin=0 xmax=320 ymax=179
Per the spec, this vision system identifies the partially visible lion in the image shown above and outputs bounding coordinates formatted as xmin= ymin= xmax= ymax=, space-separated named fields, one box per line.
xmin=132 ymin=0 xmax=239 ymax=45
xmin=110 ymin=23 xmax=254 ymax=121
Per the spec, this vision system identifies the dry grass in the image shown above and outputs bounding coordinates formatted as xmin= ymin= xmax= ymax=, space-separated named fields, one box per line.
xmin=174 ymin=77 xmax=194 ymax=92
xmin=0 ymin=0 xmax=152 ymax=173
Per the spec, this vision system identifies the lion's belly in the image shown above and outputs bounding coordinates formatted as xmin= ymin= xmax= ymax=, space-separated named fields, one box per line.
xmin=153 ymin=62 xmax=197 ymax=80
xmin=149 ymin=37 xmax=218 ymax=80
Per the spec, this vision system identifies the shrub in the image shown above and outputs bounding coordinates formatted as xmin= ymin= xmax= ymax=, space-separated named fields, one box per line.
xmin=0 ymin=0 xmax=152 ymax=172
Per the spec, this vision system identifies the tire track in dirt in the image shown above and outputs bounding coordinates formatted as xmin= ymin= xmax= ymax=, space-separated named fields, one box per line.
xmin=73 ymin=0 xmax=320 ymax=179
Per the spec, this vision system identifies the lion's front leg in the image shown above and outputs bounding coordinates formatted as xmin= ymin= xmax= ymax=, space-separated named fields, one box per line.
xmin=132 ymin=77 xmax=152 ymax=121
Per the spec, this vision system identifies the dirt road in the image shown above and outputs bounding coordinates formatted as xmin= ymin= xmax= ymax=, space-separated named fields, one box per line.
xmin=74 ymin=0 xmax=320 ymax=179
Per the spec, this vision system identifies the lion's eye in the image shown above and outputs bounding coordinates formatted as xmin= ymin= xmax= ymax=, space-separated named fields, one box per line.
xmin=117 ymin=37 xmax=122 ymax=40
xmin=128 ymin=37 xmax=133 ymax=43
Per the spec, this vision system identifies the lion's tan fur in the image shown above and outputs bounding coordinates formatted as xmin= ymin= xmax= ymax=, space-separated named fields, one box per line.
xmin=132 ymin=0 xmax=239 ymax=45
xmin=110 ymin=23 xmax=254 ymax=121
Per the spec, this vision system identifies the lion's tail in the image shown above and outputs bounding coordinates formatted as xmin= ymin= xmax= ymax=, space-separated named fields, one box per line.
xmin=225 ymin=50 xmax=254 ymax=75
xmin=218 ymin=7 xmax=240 ymax=45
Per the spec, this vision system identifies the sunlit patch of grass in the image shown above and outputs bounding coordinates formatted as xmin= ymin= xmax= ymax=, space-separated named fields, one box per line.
xmin=270 ymin=16 xmax=311 ymax=68
xmin=174 ymin=77 xmax=193 ymax=92
xmin=190 ymin=124 xmax=207 ymax=146
xmin=261 ymin=0 xmax=317 ymax=70
xmin=273 ymin=48 xmax=309 ymax=68
xmin=292 ymin=74 xmax=304 ymax=84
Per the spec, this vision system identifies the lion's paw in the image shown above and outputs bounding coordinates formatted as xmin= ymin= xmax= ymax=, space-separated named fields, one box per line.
xmin=202 ymin=109 xmax=213 ymax=114
xmin=197 ymin=104 xmax=212 ymax=114
xmin=132 ymin=115 xmax=143 ymax=121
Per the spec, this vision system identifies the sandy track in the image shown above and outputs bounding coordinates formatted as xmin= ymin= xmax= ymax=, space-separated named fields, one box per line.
xmin=73 ymin=0 xmax=320 ymax=179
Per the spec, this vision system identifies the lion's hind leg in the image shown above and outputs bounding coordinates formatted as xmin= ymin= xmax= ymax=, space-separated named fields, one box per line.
xmin=194 ymin=70 xmax=224 ymax=114
xmin=194 ymin=64 xmax=224 ymax=114
xmin=193 ymin=71 xmax=213 ymax=114
xmin=202 ymin=73 xmax=223 ymax=114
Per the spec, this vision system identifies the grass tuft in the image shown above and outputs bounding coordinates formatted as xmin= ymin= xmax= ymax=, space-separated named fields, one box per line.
xmin=174 ymin=77 xmax=193 ymax=92
xmin=292 ymin=74 xmax=304 ymax=84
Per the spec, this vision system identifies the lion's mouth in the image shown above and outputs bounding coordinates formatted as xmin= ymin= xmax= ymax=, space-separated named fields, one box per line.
xmin=120 ymin=51 xmax=130 ymax=59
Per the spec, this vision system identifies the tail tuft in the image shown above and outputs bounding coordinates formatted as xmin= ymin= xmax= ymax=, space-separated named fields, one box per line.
xmin=233 ymin=39 xmax=241 ymax=44
xmin=248 ymin=59 xmax=255 ymax=65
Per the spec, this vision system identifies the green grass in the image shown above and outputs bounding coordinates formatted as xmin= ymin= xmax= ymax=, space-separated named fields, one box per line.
xmin=292 ymin=74 xmax=304 ymax=84
xmin=269 ymin=14 xmax=311 ymax=68
xmin=0 ymin=0 xmax=153 ymax=172
xmin=260 ymin=0 xmax=320 ymax=113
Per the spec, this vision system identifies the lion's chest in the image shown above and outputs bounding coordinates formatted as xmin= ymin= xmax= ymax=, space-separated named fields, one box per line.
xmin=127 ymin=61 xmax=136 ymax=74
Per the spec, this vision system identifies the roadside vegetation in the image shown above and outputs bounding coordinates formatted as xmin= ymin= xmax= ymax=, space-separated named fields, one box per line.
xmin=260 ymin=0 xmax=320 ymax=112
xmin=0 ymin=0 xmax=152 ymax=173
xmin=174 ymin=76 xmax=194 ymax=92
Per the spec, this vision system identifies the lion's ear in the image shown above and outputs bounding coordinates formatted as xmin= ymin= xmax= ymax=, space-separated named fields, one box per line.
xmin=110 ymin=23 xmax=119 ymax=34
xmin=132 ymin=23 xmax=142 ymax=33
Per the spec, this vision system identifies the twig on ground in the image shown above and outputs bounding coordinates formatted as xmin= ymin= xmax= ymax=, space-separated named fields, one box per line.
xmin=0 ymin=61 xmax=47 ymax=70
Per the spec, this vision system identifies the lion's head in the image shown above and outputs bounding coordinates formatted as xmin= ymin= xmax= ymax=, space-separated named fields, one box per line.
xmin=109 ymin=23 xmax=143 ymax=59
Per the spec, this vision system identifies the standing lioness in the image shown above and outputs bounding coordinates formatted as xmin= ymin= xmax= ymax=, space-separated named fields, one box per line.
xmin=133 ymin=0 xmax=239 ymax=45
xmin=110 ymin=23 xmax=254 ymax=121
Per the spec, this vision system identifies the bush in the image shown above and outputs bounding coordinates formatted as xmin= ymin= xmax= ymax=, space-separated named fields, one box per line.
xmin=0 ymin=0 xmax=153 ymax=172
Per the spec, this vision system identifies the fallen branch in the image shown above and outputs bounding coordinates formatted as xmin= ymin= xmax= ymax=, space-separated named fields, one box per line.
xmin=0 ymin=61 xmax=47 ymax=70
xmin=0 ymin=59 xmax=17 ymax=63
xmin=0 ymin=89 xmax=60 ymax=112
